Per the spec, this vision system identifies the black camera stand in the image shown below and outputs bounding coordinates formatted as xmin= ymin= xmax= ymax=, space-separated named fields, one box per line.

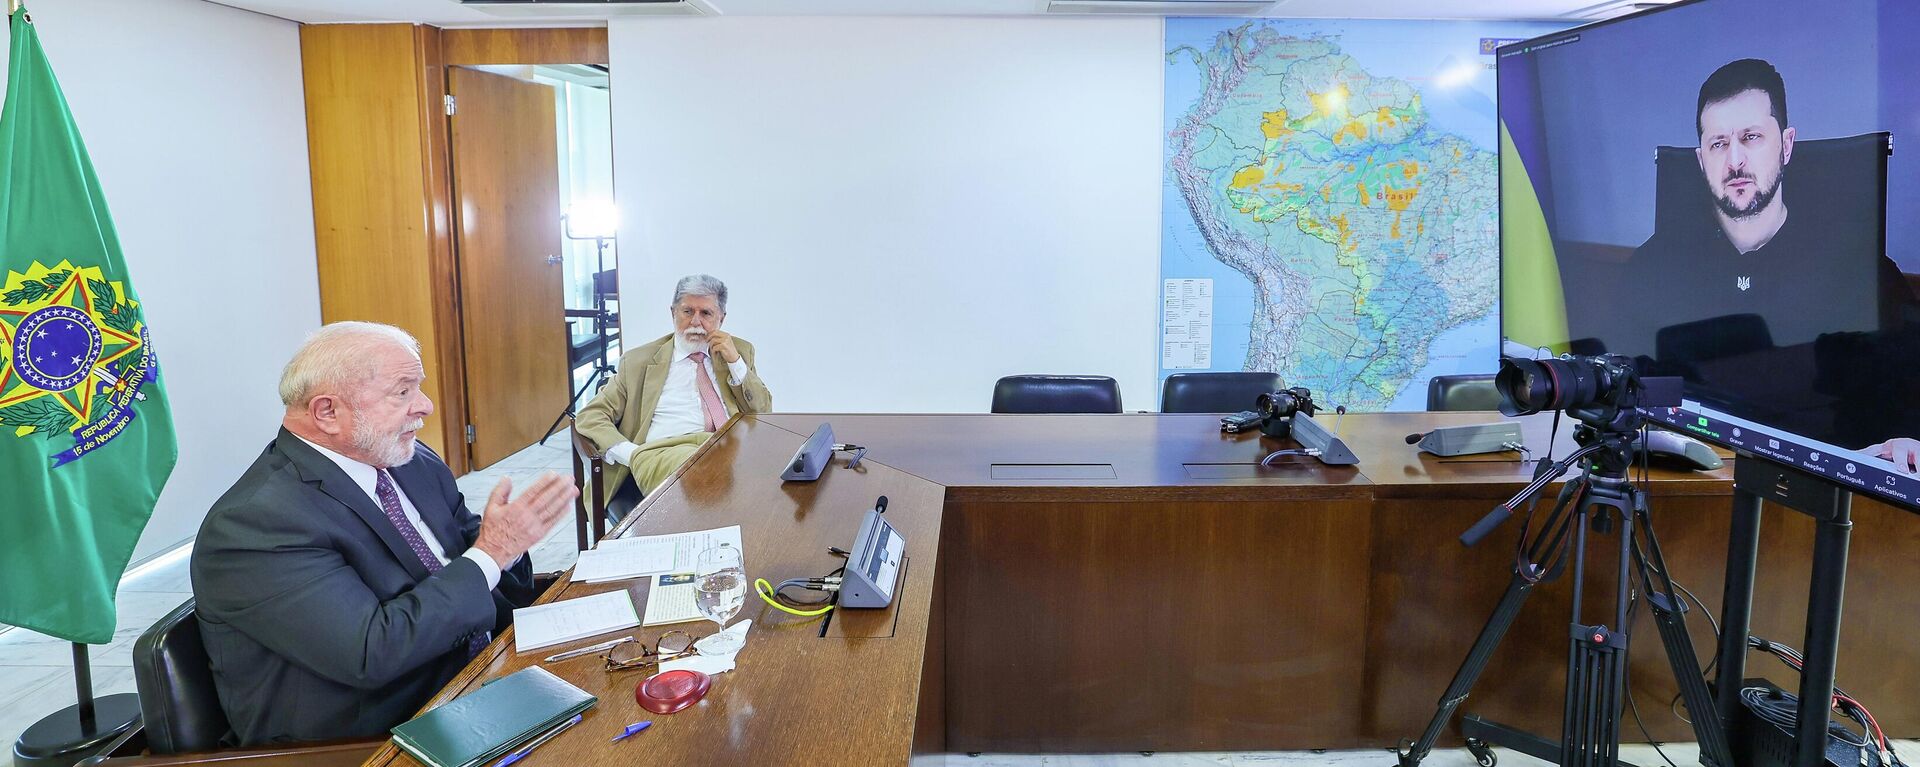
xmin=1395 ymin=425 xmax=1735 ymax=767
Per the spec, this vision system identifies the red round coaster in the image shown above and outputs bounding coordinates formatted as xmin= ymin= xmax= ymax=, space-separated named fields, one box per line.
xmin=636 ymin=669 xmax=712 ymax=715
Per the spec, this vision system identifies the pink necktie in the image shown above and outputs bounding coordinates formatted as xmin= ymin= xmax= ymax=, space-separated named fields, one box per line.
xmin=688 ymin=351 xmax=729 ymax=432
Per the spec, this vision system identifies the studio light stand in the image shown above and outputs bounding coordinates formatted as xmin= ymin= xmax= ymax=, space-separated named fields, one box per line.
xmin=543 ymin=202 xmax=621 ymax=443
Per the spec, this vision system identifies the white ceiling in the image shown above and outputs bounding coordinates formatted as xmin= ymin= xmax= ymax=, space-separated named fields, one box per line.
xmin=209 ymin=0 xmax=1635 ymax=27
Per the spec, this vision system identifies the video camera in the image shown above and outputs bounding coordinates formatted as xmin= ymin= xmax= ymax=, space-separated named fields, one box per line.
xmin=1255 ymin=386 xmax=1319 ymax=439
xmin=1495 ymin=354 xmax=1682 ymax=434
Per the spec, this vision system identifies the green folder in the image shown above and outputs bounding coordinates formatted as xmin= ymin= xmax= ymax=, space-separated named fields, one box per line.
xmin=390 ymin=666 xmax=597 ymax=767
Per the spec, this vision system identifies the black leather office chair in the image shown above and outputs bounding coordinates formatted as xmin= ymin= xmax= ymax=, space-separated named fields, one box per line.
xmin=1656 ymin=313 xmax=1774 ymax=366
xmin=569 ymin=414 xmax=612 ymax=551
xmin=1159 ymin=372 xmax=1283 ymax=413
xmin=1426 ymin=373 xmax=1502 ymax=411
xmin=131 ymin=598 xmax=231 ymax=755
xmin=991 ymin=375 xmax=1122 ymax=414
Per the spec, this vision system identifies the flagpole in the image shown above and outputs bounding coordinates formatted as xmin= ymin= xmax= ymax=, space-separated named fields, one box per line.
xmin=72 ymin=643 xmax=97 ymax=731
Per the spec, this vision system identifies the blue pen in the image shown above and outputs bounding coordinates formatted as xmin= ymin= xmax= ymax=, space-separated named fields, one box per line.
xmin=496 ymin=713 xmax=582 ymax=767
xmin=610 ymin=720 xmax=652 ymax=742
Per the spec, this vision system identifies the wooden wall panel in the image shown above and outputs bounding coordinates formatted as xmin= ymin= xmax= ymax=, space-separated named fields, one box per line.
xmin=442 ymin=28 xmax=608 ymax=66
xmin=300 ymin=24 xmax=467 ymax=474
xmin=942 ymin=497 xmax=1377 ymax=752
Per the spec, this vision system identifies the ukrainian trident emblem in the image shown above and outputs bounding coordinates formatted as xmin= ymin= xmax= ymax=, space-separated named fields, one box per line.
xmin=0 ymin=260 xmax=156 ymax=466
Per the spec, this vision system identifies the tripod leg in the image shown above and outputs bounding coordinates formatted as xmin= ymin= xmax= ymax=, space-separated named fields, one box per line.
xmin=1632 ymin=500 xmax=1736 ymax=767
xmin=1396 ymin=571 xmax=1544 ymax=766
xmin=543 ymin=365 xmax=606 ymax=443
xmin=1396 ymin=483 xmax=1583 ymax=767
xmin=1545 ymin=474 xmax=1645 ymax=767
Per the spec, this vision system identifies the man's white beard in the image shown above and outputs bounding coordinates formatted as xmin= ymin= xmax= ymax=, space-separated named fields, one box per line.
xmin=353 ymin=416 xmax=424 ymax=468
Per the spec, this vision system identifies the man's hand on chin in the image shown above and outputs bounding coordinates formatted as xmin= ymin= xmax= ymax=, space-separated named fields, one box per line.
xmin=707 ymin=330 xmax=742 ymax=364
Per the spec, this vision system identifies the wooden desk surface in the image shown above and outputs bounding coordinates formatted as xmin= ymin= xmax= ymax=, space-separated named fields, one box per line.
xmin=367 ymin=411 xmax=1915 ymax=763
xmin=762 ymin=411 xmax=1733 ymax=496
xmin=759 ymin=412 xmax=1366 ymax=501
xmin=366 ymin=418 xmax=948 ymax=766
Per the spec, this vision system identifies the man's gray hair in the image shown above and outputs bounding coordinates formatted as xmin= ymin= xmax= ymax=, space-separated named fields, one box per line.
xmin=278 ymin=321 xmax=421 ymax=408
xmin=671 ymin=274 xmax=728 ymax=313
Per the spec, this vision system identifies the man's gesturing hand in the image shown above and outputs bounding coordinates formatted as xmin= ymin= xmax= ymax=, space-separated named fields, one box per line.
xmin=473 ymin=472 xmax=579 ymax=569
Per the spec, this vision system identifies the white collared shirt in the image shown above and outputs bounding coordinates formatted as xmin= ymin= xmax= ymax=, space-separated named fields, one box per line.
xmin=608 ymin=338 xmax=748 ymax=464
xmin=292 ymin=433 xmax=503 ymax=590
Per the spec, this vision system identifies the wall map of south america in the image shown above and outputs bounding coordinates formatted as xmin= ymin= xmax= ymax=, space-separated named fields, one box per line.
xmin=1161 ymin=19 xmax=1562 ymax=410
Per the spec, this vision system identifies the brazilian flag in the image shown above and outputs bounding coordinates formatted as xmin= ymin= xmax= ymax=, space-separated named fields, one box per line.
xmin=0 ymin=5 xmax=177 ymax=644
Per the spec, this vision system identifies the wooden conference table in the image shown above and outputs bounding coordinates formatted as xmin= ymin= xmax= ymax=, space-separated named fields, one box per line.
xmin=360 ymin=411 xmax=1920 ymax=766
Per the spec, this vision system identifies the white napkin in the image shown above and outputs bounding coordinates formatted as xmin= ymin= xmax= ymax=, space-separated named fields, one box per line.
xmin=663 ymin=619 xmax=751 ymax=676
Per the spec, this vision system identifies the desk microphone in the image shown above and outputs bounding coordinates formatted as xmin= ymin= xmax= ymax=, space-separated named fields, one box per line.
xmin=1409 ymin=422 xmax=1526 ymax=456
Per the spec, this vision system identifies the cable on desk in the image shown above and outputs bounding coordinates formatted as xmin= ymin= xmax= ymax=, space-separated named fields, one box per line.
xmin=755 ymin=578 xmax=836 ymax=616
xmin=754 ymin=565 xmax=848 ymax=617
xmin=1259 ymin=448 xmax=1320 ymax=466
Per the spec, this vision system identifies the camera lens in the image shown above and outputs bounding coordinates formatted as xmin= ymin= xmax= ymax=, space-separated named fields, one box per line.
xmin=1496 ymin=356 xmax=1615 ymax=416
xmin=1495 ymin=358 xmax=1552 ymax=416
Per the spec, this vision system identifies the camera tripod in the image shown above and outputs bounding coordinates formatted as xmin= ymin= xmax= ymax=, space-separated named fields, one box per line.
xmin=1395 ymin=423 xmax=1735 ymax=767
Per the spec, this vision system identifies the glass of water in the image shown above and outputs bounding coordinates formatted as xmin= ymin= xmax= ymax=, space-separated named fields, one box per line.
xmin=694 ymin=544 xmax=746 ymax=654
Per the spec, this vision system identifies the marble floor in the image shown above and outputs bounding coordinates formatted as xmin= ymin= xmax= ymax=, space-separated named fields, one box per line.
xmin=4 ymin=436 xmax=1910 ymax=766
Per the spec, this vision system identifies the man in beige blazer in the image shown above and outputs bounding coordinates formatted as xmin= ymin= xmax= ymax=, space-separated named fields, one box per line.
xmin=576 ymin=275 xmax=772 ymax=518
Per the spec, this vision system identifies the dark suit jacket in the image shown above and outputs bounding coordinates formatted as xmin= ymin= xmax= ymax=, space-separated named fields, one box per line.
xmin=190 ymin=429 xmax=534 ymax=745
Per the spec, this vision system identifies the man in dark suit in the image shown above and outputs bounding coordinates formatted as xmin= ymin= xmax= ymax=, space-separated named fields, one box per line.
xmin=192 ymin=322 xmax=577 ymax=745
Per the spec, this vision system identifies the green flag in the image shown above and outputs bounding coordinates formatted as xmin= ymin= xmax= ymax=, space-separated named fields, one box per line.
xmin=0 ymin=6 xmax=177 ymax=644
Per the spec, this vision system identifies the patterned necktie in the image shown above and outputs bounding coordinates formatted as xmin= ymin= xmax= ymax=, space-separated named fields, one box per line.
xmin=374 ymin=469 xmax=442 ymax=574
xmin=688 ymin=351 xmax=730 ymax=432
xmin=375 ymin=469 xmax=489 ymax=658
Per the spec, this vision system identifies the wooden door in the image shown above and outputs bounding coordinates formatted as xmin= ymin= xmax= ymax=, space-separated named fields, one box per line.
xmin=449 ymin=67 xmax=567 ymax=470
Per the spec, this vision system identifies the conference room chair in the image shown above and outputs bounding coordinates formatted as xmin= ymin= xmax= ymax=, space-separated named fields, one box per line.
xmin=1159 ymin=371 xmax=1284 ymax=413
xmin=95 ymin=598 xmax=383 ymax=765
xmin=1656 ymin=313 xmax=1774 ymax=365
xmin=1426 ymin=373 xmax=1502 ymax=411
xmin=569 ymin=414 xmax=613 ymax=551
xmin=990 ymin=375 xmax=1122 ymax=414
xmin=130 ymin=599 xmax=229 ymax=755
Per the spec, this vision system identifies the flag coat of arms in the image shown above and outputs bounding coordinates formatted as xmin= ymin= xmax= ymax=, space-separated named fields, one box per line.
xmin=0 ymin=6 xmax=177 ymax=644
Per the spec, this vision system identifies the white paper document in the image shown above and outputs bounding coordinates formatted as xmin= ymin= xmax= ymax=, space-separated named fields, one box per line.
xmin=1161 ymin=278 xmax=1214 ymax=370
xmin=641 ymin=573 xmax=703 ymax=627
xmin=574 ymin=525 xmax=745 ymax=583
xmin=512 ymin=590 xmax=641 ymax=653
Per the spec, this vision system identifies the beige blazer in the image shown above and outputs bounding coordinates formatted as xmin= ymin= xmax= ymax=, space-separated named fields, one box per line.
xmin=575 ymin=333 xmax=772 ymax=494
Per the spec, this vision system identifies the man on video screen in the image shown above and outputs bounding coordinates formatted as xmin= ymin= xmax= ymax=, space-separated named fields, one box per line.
xmin=1631 ymin=59 xmax=1887 ymax=335
xmin=1695 ymin=59 xmax=1795 ymax=255
xmin=1629 ymin=58 xmax=1920 ymax=474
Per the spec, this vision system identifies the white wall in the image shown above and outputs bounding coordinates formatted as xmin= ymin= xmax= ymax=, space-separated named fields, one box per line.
xmin=0 ymin=0 xmax=320 ymax=563
xmin=609 ymin=16 xmax=1163 ymax=412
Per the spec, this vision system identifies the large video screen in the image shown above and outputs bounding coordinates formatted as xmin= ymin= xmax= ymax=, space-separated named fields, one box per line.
xmin=1498 ymin=0 xmax=1920 ymax=510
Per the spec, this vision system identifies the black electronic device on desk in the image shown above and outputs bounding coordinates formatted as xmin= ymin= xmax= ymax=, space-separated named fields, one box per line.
xmin=840 ymin=497 xmax=903 ymax=609
xmin=780 ymin=423 xmax=868 ymax=481
xmin=1407 ymin=422 xmax=1525 ymax=457
xmin=1226 ymin=387 xmax=1359 ymax=466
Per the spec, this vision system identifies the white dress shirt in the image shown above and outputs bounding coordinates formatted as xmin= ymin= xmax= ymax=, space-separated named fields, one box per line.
xmin=293 ymin=434 xmax=503 ymax=590
xmin=607 ymin=337 xmax=749 ymax=465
